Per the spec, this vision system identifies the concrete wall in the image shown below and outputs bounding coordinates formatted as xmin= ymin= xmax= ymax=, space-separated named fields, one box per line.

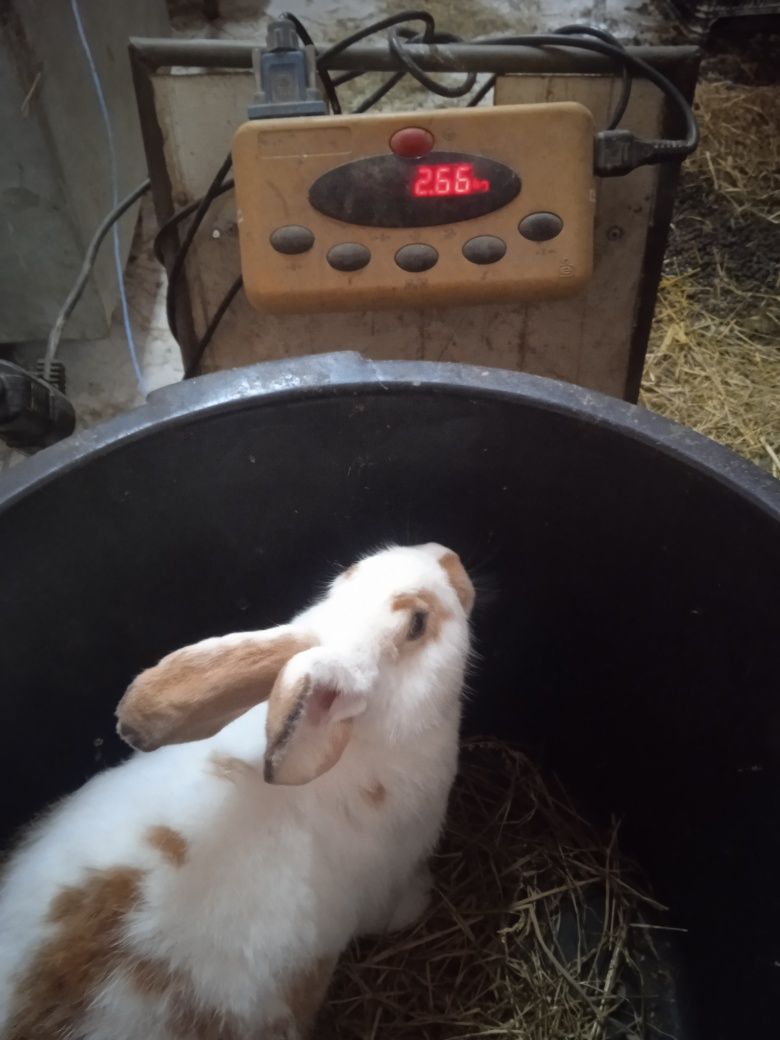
xmin=0 ymin=0 xmax=169 ymax=344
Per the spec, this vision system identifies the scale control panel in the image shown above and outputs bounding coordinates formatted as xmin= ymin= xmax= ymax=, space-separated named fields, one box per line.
xmin=232 ymin=103 xmax=595 ymax=314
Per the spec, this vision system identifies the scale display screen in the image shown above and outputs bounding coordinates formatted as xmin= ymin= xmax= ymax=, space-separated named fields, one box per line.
xmin=411 ymin=163 xmax=491 ymax=198
xmin=309 ymin=152 xmax=520 ymax=228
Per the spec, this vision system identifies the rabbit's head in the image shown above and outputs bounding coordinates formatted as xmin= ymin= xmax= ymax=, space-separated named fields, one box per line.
xmin=116 ymin=544 xmax=473 ymax=785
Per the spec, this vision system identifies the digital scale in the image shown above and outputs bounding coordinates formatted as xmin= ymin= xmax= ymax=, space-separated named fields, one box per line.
xmin=232 ymin=103 xmax=595 ymax=314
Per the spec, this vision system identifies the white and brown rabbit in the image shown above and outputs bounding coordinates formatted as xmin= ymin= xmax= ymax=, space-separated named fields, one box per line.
xmin=0 ymin=543 xmax=474 ymax=1040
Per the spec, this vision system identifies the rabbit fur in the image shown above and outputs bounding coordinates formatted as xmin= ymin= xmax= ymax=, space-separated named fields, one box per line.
xmin=0 ymin=543 xmax=474 ymax=1040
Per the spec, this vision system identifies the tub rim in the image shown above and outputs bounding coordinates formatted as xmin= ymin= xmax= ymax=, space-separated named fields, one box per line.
xmin=1 ymin=352 xmax=778 ymax=519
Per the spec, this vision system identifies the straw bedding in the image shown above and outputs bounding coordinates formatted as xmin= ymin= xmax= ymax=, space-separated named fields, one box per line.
xmin=641 ymin=78 xmax=780 ymax=477
xmin=319 ymin=740 xmax=676 ymax=1039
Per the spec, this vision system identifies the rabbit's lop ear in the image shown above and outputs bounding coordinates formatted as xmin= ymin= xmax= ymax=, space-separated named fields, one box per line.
xmin=264 ymin=649 xmax=368 ymax=786
xmin=116 ymin=627 xmax=316 ymax=752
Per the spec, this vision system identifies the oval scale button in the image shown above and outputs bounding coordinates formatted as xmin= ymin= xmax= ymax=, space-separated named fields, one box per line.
xmin=269 ymin=225 xmax=315 ymax=254
xmin=395 ymin=244 xmax=439 ymax=273
xmin=462 ymin=235 xmax=506 ymax=265
xmin=327 ymin=242 xmax=371 ymax=272
xmin=518 ymin=212 xmax=563 ymax=242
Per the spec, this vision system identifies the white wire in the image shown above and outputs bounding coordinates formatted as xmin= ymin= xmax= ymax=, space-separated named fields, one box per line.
xmin=69 ymin=0 xmax=148 ymax=398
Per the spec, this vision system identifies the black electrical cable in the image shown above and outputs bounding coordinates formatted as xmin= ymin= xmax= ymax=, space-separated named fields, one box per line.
xmin=318 ymin=12 xmax=438 ymax=115
xmin=316 ymin=11 xmax=435 ymax=66
xmin=467 ymin=74 xmax=497 ymax=108
xmin=327 ymin=15 xmax=479 ymax=104
xmin=353 ymin=70 xmax=406 ymax=113
xmin=165 ymin=152 xmax=232 ymax=340
xmin=314 ymin=17 xmax=693 ymax=152
xmin=388 ymin=28 xmax=478 ymax=98
xmin=465 ymin=23 xmax=631 ymax=119
xmin=554 ymin=25 xmax=632 ymax=130
xmin=153 ymin=179 xmax=234 ymax=266
xmin=184 ymin=275 xmax=243 ymax=378
xmin=352 ymin=27 xmax=420 ymax=113
xmin=330 ymin=69 xmax=364 ymax=88
xmin=474 ymin=29 xmax=697 ymax=155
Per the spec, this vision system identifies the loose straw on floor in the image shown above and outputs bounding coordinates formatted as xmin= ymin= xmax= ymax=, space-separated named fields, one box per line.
xmin=643 ymin=81 xmax=779 ymax=478
xmin=319 ymin=740 xmax=675 ymax=1039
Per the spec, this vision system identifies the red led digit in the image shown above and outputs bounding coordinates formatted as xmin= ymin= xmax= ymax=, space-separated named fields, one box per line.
xmin=434 ymin=166 xmax=452 ymax=194
xmin=454 ymin=164 xmax=471 ymax=194
xmin=411 ymin=163 xmax=491 ymax=198
xmin=413 ymin=166 xmax=434 ymax=197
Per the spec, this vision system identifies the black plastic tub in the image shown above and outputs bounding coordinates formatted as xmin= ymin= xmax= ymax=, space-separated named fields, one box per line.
xmin=1 ymin=353 xmax=778 ymax=1038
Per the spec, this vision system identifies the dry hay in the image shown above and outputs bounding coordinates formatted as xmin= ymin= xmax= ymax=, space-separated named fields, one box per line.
xmin=319 ymin=740 xmax=676 ymax=1039
xmin=641 ymin=80 xmax=780 ymax=478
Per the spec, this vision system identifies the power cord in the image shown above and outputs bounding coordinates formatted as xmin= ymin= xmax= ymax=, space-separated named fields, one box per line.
xmin=162 ymin=11 xmax=698 ymax=375
xmin=165 ymin=152 xmax=234 ymax=343
xmin=42 ymin=180 xmax=151 ymax=384
xmin=473 ymin=29 xmax=698 ymax=168
xmin=555 ymin=25 xmax=632 ymax=130
xmin=16 ymin=5 xmax=153 ymax=449
xmin=153 ymin=180 xmax=233 ymax=266
xmin=183 ymin=276 xmax=243 ymax=378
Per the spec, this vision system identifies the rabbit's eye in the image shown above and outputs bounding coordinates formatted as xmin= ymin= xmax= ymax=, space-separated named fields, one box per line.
xmin=408 ymin=611 xmax=428 ymax=641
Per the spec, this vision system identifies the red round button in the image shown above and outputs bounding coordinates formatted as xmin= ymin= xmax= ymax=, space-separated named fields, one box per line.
xmin=389 ymin=127 xmax=434 ymax=158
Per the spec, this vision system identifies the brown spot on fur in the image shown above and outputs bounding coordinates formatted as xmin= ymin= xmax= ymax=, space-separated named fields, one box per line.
xmin=127 ymin=954 xmax=170 ymax=996
xmin=361 ymin=781 xmax=387 ymax=807
xmin=7 ymin=864 xmax=252 ymax=1040
xmin=438 ymin=551 xmax=475 ymax=614
xmin=146 ymin=824 xmax=188 ymax=867
xmin=5 ymin=866 xmax=144 ymax=1039
xmin=48 ymin=882 xmax=87 ymax=921
xmin=341 ymin=564 xmax=358 ymax=580
xmin=391 ymin=590 xmax=450 ymax=644
xmin=117 ymin=630 xmax=315 ymax=752
xmin=284 ymin=955 xmax=337 ymax=1033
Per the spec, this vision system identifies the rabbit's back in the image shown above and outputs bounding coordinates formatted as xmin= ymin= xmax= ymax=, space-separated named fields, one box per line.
xmin=0 ymin=739 xmax=222 ymax=1035
xmin=0 ymin=711 xmax=300 ymax=1039
xmin=0 ymin=704 xmax=439 ymax=1040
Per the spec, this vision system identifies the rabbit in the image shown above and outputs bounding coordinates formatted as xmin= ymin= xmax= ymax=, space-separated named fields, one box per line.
xmin=0 ymin=542 xmax=474 ymax=1040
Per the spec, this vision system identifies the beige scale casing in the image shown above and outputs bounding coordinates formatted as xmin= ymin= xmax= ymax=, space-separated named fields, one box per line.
xmin=232 ymin=102 xmax=595 ymax=314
